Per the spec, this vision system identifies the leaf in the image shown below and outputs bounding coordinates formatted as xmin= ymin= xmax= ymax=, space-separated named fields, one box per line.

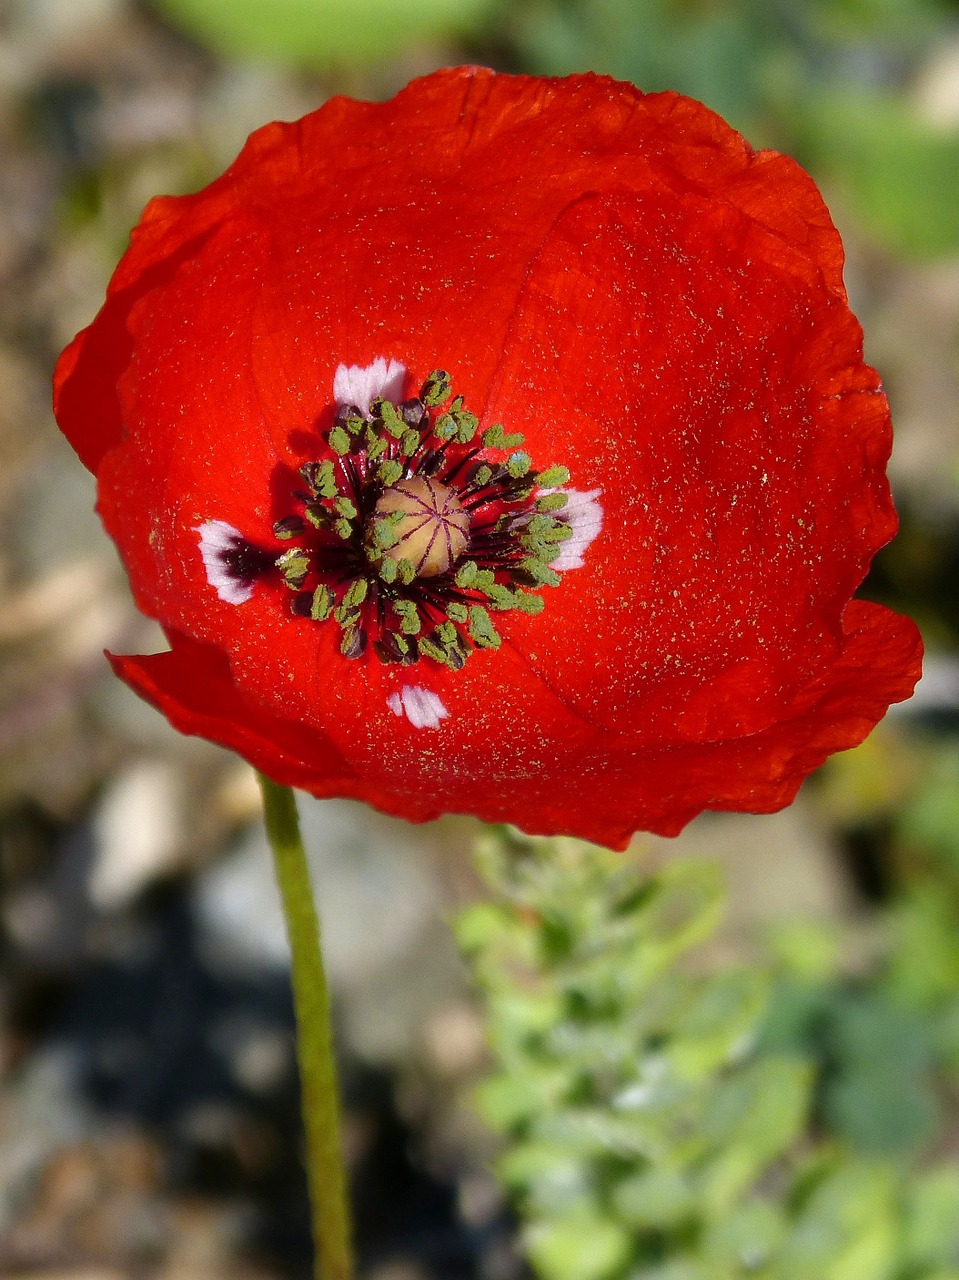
xmin=526 ymin=1207 xmax=633 ymax=1280
xmin=612 ymin=1168 xmax=696 ymax=1229
xmin=474 ymin=1062 xmax=576 ymax=1132
xmin=903 ymin=1168 xmax=959 ymax=1272
xmin=701 ymin=1200 xmax=787 ymax=1273
xmin=151 ymin=0 xmax=495 ymax=66
xmin=496 ymin=1139 xmax=592 ymax=1214
xmin=822 ymin=990 xmax=940 ymax=1155
xmin=695 ymin=1057 xmax=813 ymax=1212
xmin=798 ymin=89 xmax=959 ymax=259
xmin=781 ymin=1161 xmax=900 ymax=1280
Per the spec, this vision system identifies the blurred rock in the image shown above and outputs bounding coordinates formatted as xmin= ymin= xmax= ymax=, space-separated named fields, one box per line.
xmin=90 ymin=760 xmax=185 ymax=909
xmin=644 ymin=796 xmax=856 ymax=930
xmin=421 ymin=1001 xmax=487 ymax=1080
xmin=194 ymin=797 xmax=468 ymax=1062
xmin=916 ymin=34 xmax=959 ymax=128
xmin=0 ymin=0 xmax=132 ymax=95
xmin=0 ymin=1046 xmax=91 ymax=1247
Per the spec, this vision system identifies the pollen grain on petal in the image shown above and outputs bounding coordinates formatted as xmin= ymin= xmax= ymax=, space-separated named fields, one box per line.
xmin=196 ymin=520 xmax=257 ymax=604
xmin=333 ymin=357 xmax=407 ymax=416
xmin=386 ymin=685 xmax=449 ymax=730
xmin=549 ymin=488 xmax=604 ymax=572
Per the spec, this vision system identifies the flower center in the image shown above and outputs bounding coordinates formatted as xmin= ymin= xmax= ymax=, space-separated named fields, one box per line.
xmin=371 ymin=476 xmax=470 ymax=578
xmin=271 ymin=369 xmax=574 ymax=669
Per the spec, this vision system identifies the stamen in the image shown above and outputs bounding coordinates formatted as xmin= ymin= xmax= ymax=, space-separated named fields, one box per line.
xmin=253 ymin=364 xmax=598 ymax=671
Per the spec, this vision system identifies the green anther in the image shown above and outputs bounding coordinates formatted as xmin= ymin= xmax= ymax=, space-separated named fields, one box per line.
xmin=513 ymin=591 xmax=545 ymax=615
xmin=520 ymin=538 xmax=550 ymax=562
xmin=421 ymin=370 xmax=452 ymax=408
xmin=313 ymin=461 xmax=338 ymax=498
xmin=304 ymin=505 xmax=329 ymax=530
xmin=455 ymin=560 xmax=478 ymax=589
xmin=399 ymin=429 xmax=421 ymax=457
xmin=329 ymin=426 xmax=351 ymax=455
xmin=334 ymin=496 xmax=357 ymax=520
xmin=485 ymin=583 xmax=516 ymax=611
xmin=310 ymin=584 xmax=335 ymax=621
xmin=378 ymin=459 xmax=404 ymax=487
xmin=437 ymin=620 xmax=458 ymax=645
xmin=334 ymin=518 xmax=353 ymax=541
xmin=392 ymin=599 xmax=421 ymax=635
xmin=468 ymin=605 xmax=501 ymax=649
xmin=276 ymin=549 xmax=310 ymax=589
xmin=521 ymin=558 xmax=562 ymax=588
xmin=434 ymin=414 xmax=457 ymax=441
xmin=397 ymin=559 xmax=416 ymax=585
xmin=536 ymin=491 xmax=568 ymax=512
xmin=371 ymin=512 xmax=402 ymax=551
xmin=536 ymin=465 xmax=570 ymax=488
xmin=523 ymin=533 xmax=570 ymax=562
xmin=446 ymin=602 xmax=469 ymax=624
xmin=453 ymin=410 xmax=478 ymax=442
xmin=378 ymin=557 xmax=398 ymax=583
xmin=473 ymin=568 xmax=495 ymax=593
xmin=522 ymin=520 xmax=572 ymax=547
xmin=481 ymin=423 xmax=525 ymax=449
xmin=334 ymin=602 xmax=360 ymax=626
xmin=543 ymin=522 xmax=574 ymax=542
xmin=472 ymin=465 xmax=493 ymax=488
xmin=342 ymin=578 xmax=368 ymax=608
xmin=340 ymin=626 xmax=362 ymax=657
xmin=526 ymin=514 xmax=555 ymax=537
xmin=379 ymin=401 xmax=406 ymax=439
xmin=418 ymin=633 xmax=457 ymax=667
xmin=366 ymin=436 xmax=388 ymax=462
xmin=507 ymin=451 xmax=532 ymax=478
xmin=345 ymin=413 xmax=365 ymax=437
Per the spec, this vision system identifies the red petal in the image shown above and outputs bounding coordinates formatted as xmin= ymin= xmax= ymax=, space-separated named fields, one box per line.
xmin=109 ymin=629 xmax=362 ymax=797
xmin=110 ymin=601 xmax=920 ymax=849
xmin=484 ymin=186 xmax=896 ymax=739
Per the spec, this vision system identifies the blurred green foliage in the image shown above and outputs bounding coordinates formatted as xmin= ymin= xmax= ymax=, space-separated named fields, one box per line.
xmin=151 ymin=0 xmax=497 ymax=66
xmin=457 ymin=831 xmax=959 ymax=1280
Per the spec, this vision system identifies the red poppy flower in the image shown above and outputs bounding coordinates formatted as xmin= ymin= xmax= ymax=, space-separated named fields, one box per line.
xmin=53 ymin=67 xmax=921 ymax=849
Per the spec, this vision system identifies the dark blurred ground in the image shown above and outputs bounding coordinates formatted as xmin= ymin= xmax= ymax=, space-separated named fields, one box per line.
xmin=1 ymin=0 xmax=958 ymax=1277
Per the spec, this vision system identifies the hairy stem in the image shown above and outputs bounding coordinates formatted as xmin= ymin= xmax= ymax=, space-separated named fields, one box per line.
xmin=258 ymin=773 xmax=353 ymax=1280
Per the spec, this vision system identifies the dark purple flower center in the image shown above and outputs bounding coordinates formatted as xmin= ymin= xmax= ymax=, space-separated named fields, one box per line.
xmin=271 ymin=370 xmax=574 ymax=669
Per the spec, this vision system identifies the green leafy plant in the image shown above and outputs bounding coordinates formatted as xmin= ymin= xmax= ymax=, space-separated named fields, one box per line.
xmin=457 ymin=832 xmax=959 ymax=1280
xmin=151 ymin=0 xmax=497 ymax=66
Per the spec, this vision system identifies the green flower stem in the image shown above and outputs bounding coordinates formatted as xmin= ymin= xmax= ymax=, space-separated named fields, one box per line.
xmin=258 ymin=773 xmax=353 ymax=1280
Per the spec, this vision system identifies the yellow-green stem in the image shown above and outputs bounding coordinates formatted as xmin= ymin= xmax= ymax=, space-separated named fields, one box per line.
xmin=258 ymin=773 xmax=353 ymax=1280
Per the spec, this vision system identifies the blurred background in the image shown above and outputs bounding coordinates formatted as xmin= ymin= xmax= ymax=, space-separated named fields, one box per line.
xmin=1 ymin=1 xmax=958 ymax=1277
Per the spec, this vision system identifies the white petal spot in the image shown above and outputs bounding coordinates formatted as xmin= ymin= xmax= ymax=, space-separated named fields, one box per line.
xmin=386 ymin=685 xmax=449 ymax=730
xmin=333 ymin=357 xmax=407 ymax=417
xmin=549 ymin=488 xmax=604 ymax=571
xmin=196 ymin=520 xmax=254 ymax=604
